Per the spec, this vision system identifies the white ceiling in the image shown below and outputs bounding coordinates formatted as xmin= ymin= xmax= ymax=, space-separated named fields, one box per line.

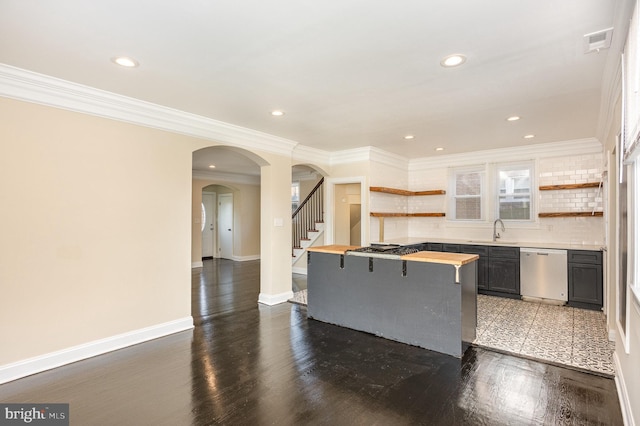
xmin=0 ymin=0 xmax=631 ymax=174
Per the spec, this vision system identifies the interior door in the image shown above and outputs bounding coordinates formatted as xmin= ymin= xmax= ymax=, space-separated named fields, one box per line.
xmin=218 ymin=193 xmax=233 ymax=259
xmin=202 ymin=192 xmax=216 ymax=258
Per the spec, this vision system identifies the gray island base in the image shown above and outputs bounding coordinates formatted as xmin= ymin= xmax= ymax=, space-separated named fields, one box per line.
xmin=307 ymin=246 xmax=478 ymax=358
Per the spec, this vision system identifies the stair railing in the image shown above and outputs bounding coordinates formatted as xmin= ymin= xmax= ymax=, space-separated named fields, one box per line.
xmin=292 ymin=178 xmax=324 ymax=254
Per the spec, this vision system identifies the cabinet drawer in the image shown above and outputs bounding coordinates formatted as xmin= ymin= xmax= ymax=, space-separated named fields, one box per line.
xmin=443 ymin=244 xmax=461 ymax=253
xmin=568 ymin=250 xmax=602 ymax=265
xmin=460 ymin=245 xmax=489 ymax=256
xmin=427 ymin=243 xmax=443 ymax=251
xmin=489 ymin=246 xmax=519 ymax=259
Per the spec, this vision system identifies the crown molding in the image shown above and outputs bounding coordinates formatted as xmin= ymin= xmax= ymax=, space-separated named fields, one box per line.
xmin=409 ymin=138 xmax=603 ymax=171
xmin=595 ymin=0 xmax=634 ymax=143
xmin=329 ymin=146 xmax=373 ymax=165
xmin=369 ymin=146 xmax=409 ymax=170
xmin=192 ymin=170 xmax=260 ymax=185
xmin=0 ymin=63 xmax=298 ymax=157
xmin=292 ymin=144 xmax=331 ymax=167
xmin=330 ymin=146 xmax=408 ymax=170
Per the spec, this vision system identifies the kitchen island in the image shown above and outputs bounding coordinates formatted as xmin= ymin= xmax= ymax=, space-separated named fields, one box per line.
xmin=306 ymin=245 xmax=479 ymax=358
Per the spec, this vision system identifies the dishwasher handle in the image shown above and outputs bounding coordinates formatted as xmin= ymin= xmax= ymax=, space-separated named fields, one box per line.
xmin=520 ymin=248 xmax=568 ymax=256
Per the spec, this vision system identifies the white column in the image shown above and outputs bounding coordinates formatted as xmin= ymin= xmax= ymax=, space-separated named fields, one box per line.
xmin=258 ymin=161 xmax=293 ymax=305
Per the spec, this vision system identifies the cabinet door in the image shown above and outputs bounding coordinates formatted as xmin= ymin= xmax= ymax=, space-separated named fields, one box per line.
xmin=488 ymin=258 xmax=520 ymax=294
xmin=568 ymin=263 xmax=603 ymax=308
xmin=461 ymin=245 xmax=488 ymax=290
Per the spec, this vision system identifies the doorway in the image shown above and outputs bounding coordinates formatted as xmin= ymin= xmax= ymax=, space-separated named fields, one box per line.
xmin=219 ymin=193 xmax=234 ymax=259
xmin=202 ymin=192 xmax=217 ymax=258
xmin=329 ymin=180 xmax=365 ymax=246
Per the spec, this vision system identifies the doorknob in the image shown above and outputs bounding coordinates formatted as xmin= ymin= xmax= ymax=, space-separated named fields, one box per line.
xmin=228 ymin=229 xmax=231 ymax=231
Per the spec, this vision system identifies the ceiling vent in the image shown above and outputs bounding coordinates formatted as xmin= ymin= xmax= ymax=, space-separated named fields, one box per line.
xmin=584 ymin=28 xmax=613 ymax=53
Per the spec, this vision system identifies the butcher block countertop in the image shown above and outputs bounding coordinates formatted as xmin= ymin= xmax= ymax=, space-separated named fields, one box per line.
xmin=307 ymin=245 xmax=478 ymax=266
xmin=401 ymin=251 xmax=479 ymax=266
xmin=307 ymin=245 xmax=360 ymax=254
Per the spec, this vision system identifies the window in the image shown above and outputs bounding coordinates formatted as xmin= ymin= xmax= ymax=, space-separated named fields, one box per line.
xmin=201 ymin=202 xmax=206 ymax=232
xmin=450 ymin=167 xmax=484 ymax=220
xmin=291 ymin=181 xmax=300 ymax=213
xmin=496 ymin=163 xmax=533 ymax=220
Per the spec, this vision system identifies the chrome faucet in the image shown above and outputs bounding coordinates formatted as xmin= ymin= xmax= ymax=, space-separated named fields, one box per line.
xmin=493 ymin=218 xmax=505 ymax=241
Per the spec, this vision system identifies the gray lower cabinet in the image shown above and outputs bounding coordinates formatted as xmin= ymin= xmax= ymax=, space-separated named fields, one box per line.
xmin=486 ymin=246 xmax=520 ymax=296
xmin=422 ymin=242 xmax=518 ymax=297
xmin=460 ymin=245 xmax=489 ymax=290
xmin=568 ymin=250 xmax=603 ymax=310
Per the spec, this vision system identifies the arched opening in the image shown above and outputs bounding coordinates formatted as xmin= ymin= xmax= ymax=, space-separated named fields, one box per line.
xmin=192 ymin=146 xmax=263 ymax=267
xmin=291 ymin=164 xmax=328 ymax=276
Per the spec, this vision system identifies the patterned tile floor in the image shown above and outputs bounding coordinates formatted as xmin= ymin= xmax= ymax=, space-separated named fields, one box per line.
xmin=475 ymin=294 xmax=615 ymax=377
xmin=290 ymin=290 xmax=615 ymax=377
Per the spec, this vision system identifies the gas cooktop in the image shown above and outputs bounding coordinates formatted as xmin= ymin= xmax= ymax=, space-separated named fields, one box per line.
xmin=346 ymin=244 xmax=419 ymax=258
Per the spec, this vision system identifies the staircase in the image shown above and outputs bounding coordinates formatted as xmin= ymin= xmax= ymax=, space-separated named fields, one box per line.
xmin=292 ymin=178 xmax=324 ymax=265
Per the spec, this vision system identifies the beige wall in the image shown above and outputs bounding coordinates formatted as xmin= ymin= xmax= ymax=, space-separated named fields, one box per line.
xmin=298 ymin=175 xmax=322 ymax=202
xmin=0 ymin=97 xmax=193 ymax=365
xmin=191 ymin=180 xmax=260 ymax=262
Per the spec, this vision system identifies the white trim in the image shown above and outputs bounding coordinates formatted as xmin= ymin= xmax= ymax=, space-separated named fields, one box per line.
xmin=293 ymin=144 xmax=331 ymax=167
xmin=613 ymin=351 xmax=636 ymax=426
xmin=0 ymin=317 xmax=194 ymax=385
xmin=0 ymin=63 xmax=298 ymax=156
xmin=330 ymin=146 xmax=408 ymax=170
xmin=409 ymin=139 xmax=603 ymax=171
xmin=232 ymin=254 xmax=261 ymax=261
xmin=192 ymin=261 xmax=204 ymax=268
xmin=325 ymin=176 xmax=369 ymax=246
xmin=258 ymin=291 xmax=294 ymax=306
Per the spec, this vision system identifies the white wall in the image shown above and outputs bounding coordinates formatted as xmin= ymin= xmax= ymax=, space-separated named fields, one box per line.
xmin=406 ymin=141 xmax=605 ymax=246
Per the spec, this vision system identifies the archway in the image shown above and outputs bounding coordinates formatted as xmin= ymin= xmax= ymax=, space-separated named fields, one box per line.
xmin=192 ymin=146 xmax=263 ymax=267
xmin=192 ymin=144 xmax=294 ymax=306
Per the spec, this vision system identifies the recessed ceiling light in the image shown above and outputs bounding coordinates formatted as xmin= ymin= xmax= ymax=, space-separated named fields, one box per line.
xmin=404 ymin=135 xmax=415 ymax=140
xmin=111 ymin=56 xmax=139 ymax=68
xmin=524 ymin=134 xmax=535 ymax=139
xmin=208 ymin=164 xmax=216 ymax=169
xmin=440 ymin=54 xmax=466 ymax=67
xmin=435 ymin=147 xmax=445 ymax=151
xmin=271 ymin=110 xmax=285 ymax=116
xmin=506 ymin=116 xmax=521 ymax=122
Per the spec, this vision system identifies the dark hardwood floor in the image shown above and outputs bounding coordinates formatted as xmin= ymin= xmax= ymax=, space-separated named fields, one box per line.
xmin=1 ymin=259 xmax=623 ymax=425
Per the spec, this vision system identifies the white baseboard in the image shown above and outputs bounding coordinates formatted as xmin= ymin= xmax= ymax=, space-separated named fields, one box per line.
xmin=613 ymin=351 xmax=636 ymax=426
xmin=0 ymin=316 xmax=194 ymax=385
xmin=233 ymin=254 xmax=260 ymax=262
xmin=258 ymin=291 xmax=294 ymax=306
xmin=292 ymin=266 xmax=308 ymax=275
xmin=192 ymin=261 xmax=203 ymax=268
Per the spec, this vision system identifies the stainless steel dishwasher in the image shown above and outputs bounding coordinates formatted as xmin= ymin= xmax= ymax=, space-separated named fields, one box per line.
xmin=520 ymin=248 xmax=568 ymax=303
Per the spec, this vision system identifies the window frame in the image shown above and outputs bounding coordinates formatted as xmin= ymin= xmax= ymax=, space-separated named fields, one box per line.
xmin=494 ymin=161 xmax=535 ymax=222
xmin=448 ymin=165 xmax=486 ymax=221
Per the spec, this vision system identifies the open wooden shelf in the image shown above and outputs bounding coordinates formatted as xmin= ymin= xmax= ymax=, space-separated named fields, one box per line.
xmin=370 ymin=212 xmax=446 ymax=217
xmin=370 ymin=186 xmax=446 ymax=196
xmin=539 ymin=182 xmax=601 ymax=191
xmin=538 ymin=212 xmax=603 ymax=218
